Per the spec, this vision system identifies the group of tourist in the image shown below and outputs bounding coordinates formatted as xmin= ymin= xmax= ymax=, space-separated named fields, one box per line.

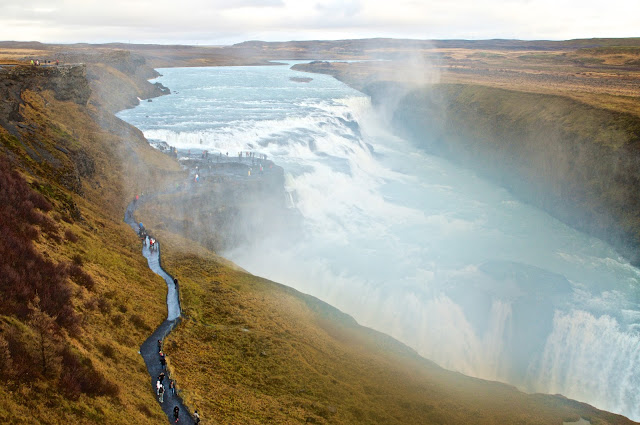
xmin=237 ymin=151 xmax=267 ymax=161
xmin=30 ymin=59 xmax=59 ymax=66
xmin=156 ymin=342 xmax=201 ymax=423
xmin=137 ymin=222 xmax=158 ymax=251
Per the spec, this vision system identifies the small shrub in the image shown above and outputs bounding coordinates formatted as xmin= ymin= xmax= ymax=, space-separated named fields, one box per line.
xmin=67 ymin=263 xmax=95 ymax=290
xmin=138 ymin=404 xmax=154 ymax=417
xmin=129 ymin=314 xmax=151 ymax=332
xmin=64 ymin=229 xmax=79 ymax=242
xmin=59 ymin=347 xmax=120 ymax=399
xmin=0 ymin=156 xmax=80 ymax=331
xmin=111 ymin=314 xmax=124 ymax=326
xmin=98 ymin=343 xmax=117 ymax=360
xmin=84 ymin=297 xmax=98 ymax=311
xmin=97 ymin=297 xmax=112 ymax=314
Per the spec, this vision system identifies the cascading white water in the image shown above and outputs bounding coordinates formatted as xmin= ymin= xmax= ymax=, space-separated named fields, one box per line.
xmin=118 ymin=63 xmax=640 ymax=420
xmin=533 ymin=310 xmax=640 ymax=419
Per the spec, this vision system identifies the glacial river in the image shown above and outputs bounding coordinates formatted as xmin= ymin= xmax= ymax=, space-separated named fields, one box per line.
xmin=118 ymin=63 xmax=640 ymax=420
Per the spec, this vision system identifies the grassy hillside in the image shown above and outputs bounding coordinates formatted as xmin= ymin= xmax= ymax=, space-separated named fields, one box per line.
xmin=0 ymin=60 xmax=183 ymax=423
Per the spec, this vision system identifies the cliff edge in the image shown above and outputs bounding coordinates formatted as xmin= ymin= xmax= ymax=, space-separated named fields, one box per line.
xmin=294 ymin=60 xmax=640 ymax=266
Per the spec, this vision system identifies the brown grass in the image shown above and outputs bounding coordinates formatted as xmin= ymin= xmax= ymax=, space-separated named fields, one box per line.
xmin=0 ymin=70 xmax=183 ymax=423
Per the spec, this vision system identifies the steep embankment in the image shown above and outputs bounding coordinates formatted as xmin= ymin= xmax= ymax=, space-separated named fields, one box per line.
xmin=379 ymin=83 xmax=640 ymax=265
xmin=0 ymin=56 xmax=183 ymax=423
xmin=123 ymin=217 xmax=636 ymax=425
xmin=294 ymin=61 xmax=640 ymax=267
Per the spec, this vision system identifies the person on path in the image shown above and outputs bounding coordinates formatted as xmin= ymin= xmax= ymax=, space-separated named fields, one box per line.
xmin=158 ymin=339 xmax=162 ymax=352
xmin=160 ymin=355 xmax=167 ymax=369
xmin=173 ymin=278 xmax=178 ymax=286
xmin=159 ymin=371 xmax=165 ymax=383
xmin=169 ymin=379 xmax=175 ymax=395
xmin=158 ymin=384 xmax=165 ymax=403
xmin=194 ymin=410 xmax=200 ymax=424
xmin=173 ymin=406 xmax=180 ymax=422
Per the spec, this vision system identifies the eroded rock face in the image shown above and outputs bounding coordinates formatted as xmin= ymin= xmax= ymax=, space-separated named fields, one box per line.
xmin=0 ymin=65 xmax=91 ymax=106
xmin=364 ymin=81 xmax=640 ymax=266
xmin=0 ymin=65 xmax=91 ymax=129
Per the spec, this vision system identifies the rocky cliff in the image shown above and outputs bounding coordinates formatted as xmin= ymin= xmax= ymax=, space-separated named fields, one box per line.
xmin=0 ymin=64 xmax=90 ymax=127
xmin=368 ymin=82 xmax=640 ymax=265
xmin=293 ymin=61 xmax=640 ymax=266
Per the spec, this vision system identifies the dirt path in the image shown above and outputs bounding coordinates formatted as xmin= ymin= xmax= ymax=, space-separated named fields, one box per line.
xmin=125 ymin=200 xmax=196 ymax=425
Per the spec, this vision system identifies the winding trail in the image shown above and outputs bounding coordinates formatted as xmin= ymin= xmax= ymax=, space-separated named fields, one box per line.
xmin=125 ymin=200 xmax=195 ymax=425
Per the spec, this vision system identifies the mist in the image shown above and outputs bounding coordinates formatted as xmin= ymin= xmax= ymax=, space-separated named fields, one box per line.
xmin=118 ymin=62 xmax=640 ymax=421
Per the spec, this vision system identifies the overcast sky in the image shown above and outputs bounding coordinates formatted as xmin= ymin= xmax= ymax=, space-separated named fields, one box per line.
xmin=1 ymin=0 xmax=638 ymax=45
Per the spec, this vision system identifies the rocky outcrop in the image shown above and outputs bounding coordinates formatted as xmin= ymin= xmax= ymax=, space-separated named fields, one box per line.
xmin=0 ymin=65 xmax=90 ymax=126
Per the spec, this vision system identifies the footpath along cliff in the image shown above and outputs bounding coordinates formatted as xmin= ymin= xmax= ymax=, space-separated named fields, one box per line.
xmin=0 ymin=47 xmax=636 ymax=424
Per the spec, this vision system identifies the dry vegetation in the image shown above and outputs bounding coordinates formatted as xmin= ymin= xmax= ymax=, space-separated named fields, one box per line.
xmin=0 ymin=59 xmax=183 ymax=423
xmin=297 ymin=43 xmax=640 ymax=117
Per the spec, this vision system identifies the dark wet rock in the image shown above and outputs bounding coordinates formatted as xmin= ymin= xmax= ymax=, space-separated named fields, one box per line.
xmin=72 ymin=149 xmax=95 ymax=178
xmin=0 ymin=65 xmax=91 ymax=128
xmin=290 ymin=76 xmax=313 ymax=83
xmin=54 ymin=145 xmax=70 ymax=154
